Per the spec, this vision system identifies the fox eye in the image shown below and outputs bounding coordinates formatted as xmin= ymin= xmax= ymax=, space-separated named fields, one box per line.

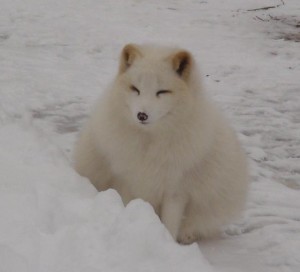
xmin=156 ymin=90 xmax=172 ymax=97
xmin=130 ymin=85 xmax=140 ymax=95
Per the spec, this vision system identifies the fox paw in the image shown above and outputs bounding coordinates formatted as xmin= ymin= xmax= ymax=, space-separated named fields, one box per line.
xmin=177 ymin=231 xmax=199 ymax=245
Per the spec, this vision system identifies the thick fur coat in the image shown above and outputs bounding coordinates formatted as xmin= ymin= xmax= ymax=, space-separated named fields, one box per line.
xmin=73 ymin=44 xmax=248 ymax=244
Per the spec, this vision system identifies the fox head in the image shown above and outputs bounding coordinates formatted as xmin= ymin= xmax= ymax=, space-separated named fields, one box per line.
xmin=115 ymin=44 xmax=198 ymax=128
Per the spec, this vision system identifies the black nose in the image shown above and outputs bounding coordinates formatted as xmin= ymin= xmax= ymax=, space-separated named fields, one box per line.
xmin=137 ymin=112 xmax=148 ymax=122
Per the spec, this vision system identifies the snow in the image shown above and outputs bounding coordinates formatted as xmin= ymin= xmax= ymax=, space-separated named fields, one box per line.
xmin=0 ymin=123 xmax=212 ymax=271
xmin=0 ymin=0 xmax=299 ymax=271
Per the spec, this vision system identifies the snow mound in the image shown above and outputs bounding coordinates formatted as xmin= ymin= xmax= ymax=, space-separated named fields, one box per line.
xmin=0 ymin=122 xmax=213 ymax=272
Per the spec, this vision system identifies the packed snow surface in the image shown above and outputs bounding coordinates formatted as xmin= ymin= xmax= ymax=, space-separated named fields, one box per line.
xmin=0 ymin=0 xmax=299 ymax=271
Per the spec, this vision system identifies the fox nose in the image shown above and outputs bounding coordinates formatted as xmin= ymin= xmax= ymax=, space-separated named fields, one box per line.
xmin=137 ymin=112 xmax=148 ymax=122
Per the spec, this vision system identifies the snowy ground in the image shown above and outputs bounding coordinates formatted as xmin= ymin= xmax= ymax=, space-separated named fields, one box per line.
xmin=0 ymin=0 xmax=299 ymax=271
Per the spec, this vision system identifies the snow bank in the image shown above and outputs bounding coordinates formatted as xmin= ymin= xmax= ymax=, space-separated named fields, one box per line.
xmin=0 ymin=121 xmax=213 ymax=272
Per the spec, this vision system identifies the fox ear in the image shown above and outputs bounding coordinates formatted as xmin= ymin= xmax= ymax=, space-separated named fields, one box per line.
xmin=171 ymin=51 xmax=192 ymax=81
xmin=119 ymin=44 xmax=142 ymax=74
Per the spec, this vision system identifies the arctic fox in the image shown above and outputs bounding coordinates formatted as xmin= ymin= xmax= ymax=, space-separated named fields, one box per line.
xmin=74 ymin=44 xmax=248 ymax=244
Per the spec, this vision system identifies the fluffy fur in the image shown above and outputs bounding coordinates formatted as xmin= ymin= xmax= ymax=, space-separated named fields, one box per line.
xmin=73 ymin=44 xmax=249 ymax=244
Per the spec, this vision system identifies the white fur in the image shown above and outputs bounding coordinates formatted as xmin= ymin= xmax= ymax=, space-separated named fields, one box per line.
xmin=73 ymin=44 xmax=249 ymax=244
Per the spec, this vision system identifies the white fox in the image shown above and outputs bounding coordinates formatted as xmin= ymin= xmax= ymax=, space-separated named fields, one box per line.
xmin=74 ymin=44 xmax=248 ymax=244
